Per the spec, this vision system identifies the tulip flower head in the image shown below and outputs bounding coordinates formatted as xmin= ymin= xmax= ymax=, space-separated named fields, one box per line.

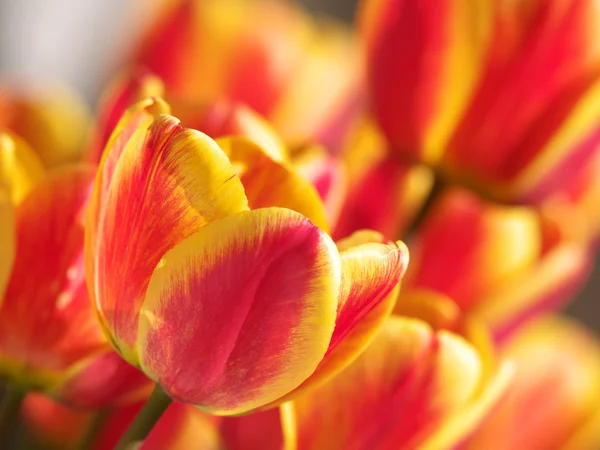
xmin=133 ymin=0 xmax=362 ymax=150
xmin=0 ymin=133 xmax=149 ymax=407
xmin=85 ymin=98 xmax=408 ymax=415
xmin=361 ymin=0 xmax=600 ymax=203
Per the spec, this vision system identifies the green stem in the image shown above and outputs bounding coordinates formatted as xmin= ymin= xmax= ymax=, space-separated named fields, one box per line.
xmin=114 ymin=384 xmax=172 ymax=450
xmin=0 ymin=385 xmax=25 ymax=444
xmin=74 ymin=408 xmax=110 ymax=450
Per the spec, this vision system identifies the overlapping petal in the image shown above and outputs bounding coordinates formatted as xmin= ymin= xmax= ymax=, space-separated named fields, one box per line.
xmin=217 ymin=137 xmax=329 ymax=231
xmin=444 ymin=0 xmax=600 ymax=202
xmin=287 ymin=315 xmax=491 ymax=450
xmin=405 ymin=188 xmax=591 ymax=337
xmin=0 ymin=167 xmax=104 ymax=390
xmin=361 ymin=0 xmax=600 ymax=202
xmin=86 ymin=111 xmax=248 ymax=362
xmin=462 ymin=317 xmax=600 ymax=450
xmin=359 ymin=0 xmax=492 ymax=165
xmin=138 ymin=208 xmax=340 ymax=414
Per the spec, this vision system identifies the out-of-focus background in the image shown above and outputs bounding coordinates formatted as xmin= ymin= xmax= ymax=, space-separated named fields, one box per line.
xmin=0 ymin=0 xmax=597 ymax=327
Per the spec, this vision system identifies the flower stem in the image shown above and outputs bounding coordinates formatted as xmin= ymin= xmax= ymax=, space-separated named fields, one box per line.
xmin=0 ymin=384 xmax=25 ymax=442
xmin=114 ymin=384 xmax=172 ymax=450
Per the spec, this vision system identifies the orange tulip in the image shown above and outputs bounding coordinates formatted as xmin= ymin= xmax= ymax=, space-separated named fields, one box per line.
xmin=0 ymin=133 xmax=149 ymax=407
xmin=132 ymin=0 xmax=361 ymax=150
xmin=85 ymin=98 xmax=408 ymax=414
xmin=284 ymin=294 xmax=512 ymax=450
xmin=462 ymin=316 xmax=600 ymax=450
xmin=360 ymin=0 xmax=600 ymax=203
xmin=404 ymin=188 xmax=591 ymax=339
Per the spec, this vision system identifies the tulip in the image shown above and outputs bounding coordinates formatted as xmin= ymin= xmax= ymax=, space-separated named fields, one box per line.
xmin=360 ymin=0 xmax=600 ymax=203
xmin=0 ymin=83 xmax=90 ymax=168
xmin=85 ymin=97 xmax=408 ymax=415
xmin=0 ymin=133 xmax=150 ymax=409
xmin=403 ymin=188 xmax=591 ymax=339
xmin=462 ymin=316 xmax=600 ymax=450
xmin=283 ymin=293 xmax=512 ymax=450
xmin=132 ymin=0 xmax=361 ymax=150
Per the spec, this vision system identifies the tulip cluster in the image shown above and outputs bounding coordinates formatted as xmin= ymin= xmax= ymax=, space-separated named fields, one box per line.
xmin=1 ymin=0 xmax=600 ymax=449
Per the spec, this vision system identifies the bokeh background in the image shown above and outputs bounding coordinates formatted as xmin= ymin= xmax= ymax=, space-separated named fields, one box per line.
xmin=0 ymin=0 xmax=597 ymax=328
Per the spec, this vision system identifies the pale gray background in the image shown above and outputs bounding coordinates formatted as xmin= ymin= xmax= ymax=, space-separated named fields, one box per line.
xmin=0 ymin=0 xmax=596 ymax=328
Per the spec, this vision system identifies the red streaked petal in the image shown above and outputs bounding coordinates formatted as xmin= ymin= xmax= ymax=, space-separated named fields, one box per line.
xmin=138 ymin=208 xmax=340 ymax=414
xmin=288 ymin=315 xmax=484 ymax=450
xmin=0 ymin=166 xmax=110 ymax=393
xmin=87 ymin=113 xmax=248 ymax=363
xmin=269 ymin=237 xmax=408 ymax=406
xmin=359 ymin=0 xmax=492 ymax=164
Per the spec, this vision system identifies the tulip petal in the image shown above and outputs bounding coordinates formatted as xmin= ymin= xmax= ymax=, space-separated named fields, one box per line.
xmin=0 ymin=166 xmax=108 ymax=392
xmin=406 ymin=189 xmax=541 ymax=311
xmin=359 ymin=0 xmax=492 ymax=163
xmin=87 ymin=69 xmax=165 ymax=164
xmin=463 ymin=317 xmax=600 ymax=450
xmin=57 ymin=351 xmax=152 ymax=408
xmin=86 ymin=113 xmax=248 ymax=362
xmin=288 ymin=316 xmax=483 ymax=450
xmin=0 ymin=132 xmax=45 ymax=301
xmin=0 ymin=198 xmax=14 ymax=304
xmin=0 ymin=83 xmax=90 ymax=167
xmin=444 ymin=0 xmax=600 ymax=201
xmin=217 ymin=137 xmax=329 ymax=231
xmin=271 ymin=237 xmax=409 ymax=406
xmin=138 ymin=208 xmax=340 ymax=414
xmin=0 ymin=132 xmax=46 ymax=204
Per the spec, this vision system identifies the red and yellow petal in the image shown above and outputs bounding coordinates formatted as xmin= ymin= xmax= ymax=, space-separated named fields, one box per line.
xmin=56 ymin=351 xmax=152 ymax=408
xmin=287 ymin=315 xmax=484 ymax=450
xmin=86 ymin=112 xmax=248 ymax=363
xmin=271 ymin=235 xmax=409 ymax=406
xmin=137 ymin=208 xmax=340 ymax=414
xmin=0 ymin=166 xmax=109 ymax=393
xmin=0 ymin=83 xmax=90 ymax=168
xmin=444 ymin=0 xmax=600 ymax=202
xmin=86 ymin=69 xmax=165 ymax=164
xmin=462 ymin=317 xmax=600 ymax=450
xmin=359 ymin=0 xmax=492 ymax=164
xmin=406 ymin=189 xmax=541 ymax=312
xmin=134 ymin=0 xmax=313 ymax=113
xmin=217 ymin=137 xmax=329 ymax=231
